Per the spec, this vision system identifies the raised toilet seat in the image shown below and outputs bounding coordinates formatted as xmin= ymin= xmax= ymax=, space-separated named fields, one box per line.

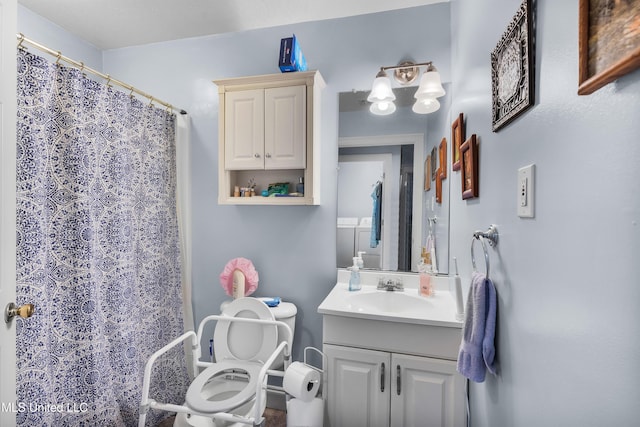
xmin=183 ymin=298 xmax=277 ymax=416
xmin=185 ymin=361 xmax=263 ymax=413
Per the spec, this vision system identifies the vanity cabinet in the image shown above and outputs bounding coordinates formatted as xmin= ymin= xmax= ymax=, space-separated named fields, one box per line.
xmin=214 ymin=71 xmax=325 ymax=205
xmin=325 ymin=344 xmax=463 ymax=427
xmin=322 ymin=312 xmax=465 ymax=427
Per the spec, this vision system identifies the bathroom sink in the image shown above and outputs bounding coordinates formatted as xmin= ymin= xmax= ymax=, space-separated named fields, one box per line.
xmin=318 ymin=275 xmax=463 ymax=328
xmin=346 ymin=290 xmax=430 ymax=315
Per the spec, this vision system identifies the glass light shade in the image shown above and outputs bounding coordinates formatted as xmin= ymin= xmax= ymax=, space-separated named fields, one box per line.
xmin=370 ymin=101 xmax=397 ymax=115
xmin=367 ymin=75 xmax=396 ymax=103
xmin=412 ymin=97 xmax=440 ymax=114
xmin=414 ymin=69 xmax=445 ymax=99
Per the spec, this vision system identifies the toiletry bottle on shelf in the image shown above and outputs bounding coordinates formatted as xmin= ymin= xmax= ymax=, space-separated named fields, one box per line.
xmin=349 ymin=257 xmax=361 ymax=291
xmin=297 ymin=177 xmax=304 ymax=195
xmin=356 ymin=251 xmax=365 ymax=269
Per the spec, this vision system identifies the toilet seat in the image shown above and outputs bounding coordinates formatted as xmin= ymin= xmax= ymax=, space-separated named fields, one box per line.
xmin=214 ymin=297 xmax=277 ymax=363
xmin=185 ymin=360 xmax=263 ymax=413
xmin=185 ymin=298 xmax=278 ymax=415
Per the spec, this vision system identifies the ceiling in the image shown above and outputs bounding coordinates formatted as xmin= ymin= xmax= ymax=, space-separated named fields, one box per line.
xmin=19 ymin=0 xmax=446 ymax=50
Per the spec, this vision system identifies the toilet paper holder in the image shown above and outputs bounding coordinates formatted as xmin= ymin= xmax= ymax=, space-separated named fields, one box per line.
xmin=303 ymin=346 xmax=326 ymax=373
xmin=285 ymin=347 xmax=327 ymax=427
xmin=286 ymin=346 xmax=326 ymax=399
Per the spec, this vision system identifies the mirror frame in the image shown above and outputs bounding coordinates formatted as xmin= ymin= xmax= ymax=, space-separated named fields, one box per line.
xmin=338 ymin=133 xmax=423 ymax=272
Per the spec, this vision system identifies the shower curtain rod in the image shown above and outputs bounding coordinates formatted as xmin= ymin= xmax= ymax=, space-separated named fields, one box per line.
xmin=17 ymin=33 xmax=187 ymax=115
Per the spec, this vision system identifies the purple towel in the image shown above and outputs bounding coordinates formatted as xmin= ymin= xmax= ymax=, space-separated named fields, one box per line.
xmin=457 ymin=271 xmax=497 ymax=382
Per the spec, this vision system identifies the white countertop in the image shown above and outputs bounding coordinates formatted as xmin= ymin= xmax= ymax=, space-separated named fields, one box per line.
xmin=318 ymin=270 xmax=463 ymax=328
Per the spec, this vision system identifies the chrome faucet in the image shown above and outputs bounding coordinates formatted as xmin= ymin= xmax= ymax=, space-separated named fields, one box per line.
xmin=377 ymin=278 xmax=404 ymax=292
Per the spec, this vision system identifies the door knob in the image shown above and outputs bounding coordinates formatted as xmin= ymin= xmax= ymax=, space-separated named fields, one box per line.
xmin=5 ymin=302 xmax=35 ymax=323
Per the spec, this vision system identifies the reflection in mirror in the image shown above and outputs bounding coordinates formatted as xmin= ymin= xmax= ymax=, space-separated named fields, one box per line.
xmin=337 ymin=85 xmax=451 ymax=274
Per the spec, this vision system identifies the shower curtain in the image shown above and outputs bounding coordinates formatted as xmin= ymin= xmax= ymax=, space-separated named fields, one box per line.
xmin=15 ymin=49 xmax=190 ymax=426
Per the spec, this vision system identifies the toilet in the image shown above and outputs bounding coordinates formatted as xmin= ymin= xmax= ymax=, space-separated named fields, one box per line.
xmin=173 ymin=298 xmax=297 ymax=427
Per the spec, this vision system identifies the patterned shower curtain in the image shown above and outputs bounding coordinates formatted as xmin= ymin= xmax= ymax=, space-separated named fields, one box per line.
xmin=15 ymin=49 xmax=190 ymax=426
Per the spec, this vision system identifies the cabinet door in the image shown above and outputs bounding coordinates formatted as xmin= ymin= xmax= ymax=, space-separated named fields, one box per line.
xmin=224 ymin=89 xmax=264 ymax=170
xmin=325 ymin=344 xmax=390 ymax=427
xmin=264 ymin=85 xmax=306 ymax=169
xmin=391 ymin=354 xmax=465 ymax=427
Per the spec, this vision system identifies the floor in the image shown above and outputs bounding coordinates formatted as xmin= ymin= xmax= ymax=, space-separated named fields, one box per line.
xmin=156 ymin=408 xmax=287 ymax=426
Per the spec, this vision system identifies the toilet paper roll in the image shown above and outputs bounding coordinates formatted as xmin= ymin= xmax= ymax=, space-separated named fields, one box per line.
xmin=287 ymin=397 xmax=324 ymax=427
xmin=283 ymin=361 xmax=320 ymax=402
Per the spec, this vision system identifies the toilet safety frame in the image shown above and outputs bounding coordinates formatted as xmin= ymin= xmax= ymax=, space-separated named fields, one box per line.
xmin=138 ymin=314 xmax=293 ymax=427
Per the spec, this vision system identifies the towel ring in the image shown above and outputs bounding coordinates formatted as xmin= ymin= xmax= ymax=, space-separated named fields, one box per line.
xmin=470 ymin=225 xmax=498 ymax=278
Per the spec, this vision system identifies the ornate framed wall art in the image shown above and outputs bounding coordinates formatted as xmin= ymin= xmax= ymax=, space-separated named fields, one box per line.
xmin=491 ymin=0 xmax=535 ymax=132
xmin=451 ymin=113 xmax=464 ymax=171
xmin=461 ymin=134 xmax=479 ymax=200
xmin=424 ymin=155 xmax=431 ymax=191
xmin=578 ymin=0 xmax=640 ymax=95
xmin=430 ymin=147 xmax=437 ymax=181
xmin=439 ymin=138 xmax=447 ymax=179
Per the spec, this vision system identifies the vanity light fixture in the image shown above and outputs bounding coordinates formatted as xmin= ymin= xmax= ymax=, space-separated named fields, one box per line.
xmin=366 ymin=69 xmax=397 ymax=115
xmin=368 ymin=61 xmax=445 ymax=115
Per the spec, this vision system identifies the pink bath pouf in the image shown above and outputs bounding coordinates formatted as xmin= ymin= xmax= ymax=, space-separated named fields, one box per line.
xmin=219 ymin=257 xmax=259 ymax=297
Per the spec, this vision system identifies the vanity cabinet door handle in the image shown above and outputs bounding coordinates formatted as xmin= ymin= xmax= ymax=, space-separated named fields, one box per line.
xmin=380 ymin=363 xmax=385 ymax=392
xmin=397 ymin=365 xmax=401 ymax=395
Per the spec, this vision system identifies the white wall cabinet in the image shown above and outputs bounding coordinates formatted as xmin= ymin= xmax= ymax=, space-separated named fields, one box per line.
xmin=224 ymin=85 xmax=305 ymax=170
xmin=215 ymin=71 xmax=324 ymax=205
xmin=325 ymin=344 xmax=463 ymax=427
xmin=223 ymin=88 xmax=265 ymax=170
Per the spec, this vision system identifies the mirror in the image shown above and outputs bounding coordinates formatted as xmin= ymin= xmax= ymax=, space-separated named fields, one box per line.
xmin=337 ymin=84 xmax=451 ymax=274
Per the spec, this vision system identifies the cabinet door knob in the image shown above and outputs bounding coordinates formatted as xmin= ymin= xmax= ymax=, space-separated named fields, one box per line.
xmin=397 ymin=365 xmax=401 ymax=395
xmin=265 ymin=153 xmax=272 ymax=158
xmin=380 ymin=362 xmax=385 ymax=392
xmin=254 ymin=153 xmax=261 ymax=158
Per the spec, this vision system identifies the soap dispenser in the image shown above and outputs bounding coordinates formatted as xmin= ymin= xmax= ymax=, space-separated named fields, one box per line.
xmin=349 ymin=257 xmax=361 ymax=291
xmin=418 ymin=260 xmax=434 ymax=297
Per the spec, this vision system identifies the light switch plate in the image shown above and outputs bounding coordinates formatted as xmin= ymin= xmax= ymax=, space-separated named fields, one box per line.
xmin=518 ymin=164 xmax=535 ymax=218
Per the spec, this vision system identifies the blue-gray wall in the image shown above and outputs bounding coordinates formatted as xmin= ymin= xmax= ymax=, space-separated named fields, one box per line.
xmin=98 ymin=4 xmax=452 ymax=362
xmin=450 ymin=0 xmax=640 ymax=426
xmin=18 ymin=6 xmax=102 ymax=70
